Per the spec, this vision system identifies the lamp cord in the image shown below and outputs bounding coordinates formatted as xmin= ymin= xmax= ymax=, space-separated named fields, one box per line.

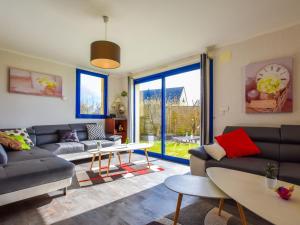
xmin=105 ymin=21 xmax=107 ymax=40
xmin=103 ymin=16 xmax=109 ymax=40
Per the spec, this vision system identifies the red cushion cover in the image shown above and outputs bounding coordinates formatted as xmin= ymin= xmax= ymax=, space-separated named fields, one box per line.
xmin=215 ymin=128 xmax=260 ymax=158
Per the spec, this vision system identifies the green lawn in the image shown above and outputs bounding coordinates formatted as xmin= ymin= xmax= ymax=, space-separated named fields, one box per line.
xmin=142 ymin=141 xmax=199 ymax=159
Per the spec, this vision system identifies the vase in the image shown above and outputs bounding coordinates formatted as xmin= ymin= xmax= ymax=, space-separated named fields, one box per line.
xmin=265 ymin=177 xmax=277 ymax=189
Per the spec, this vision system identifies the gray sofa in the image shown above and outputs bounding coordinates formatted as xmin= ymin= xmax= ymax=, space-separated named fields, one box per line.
xmin=0 ymin=122 xmax=121 ymax=206
xmin=33 ymin=123 xmax=121 ymax=161
xmin=189 ymin=125 xmax=300 ymax=185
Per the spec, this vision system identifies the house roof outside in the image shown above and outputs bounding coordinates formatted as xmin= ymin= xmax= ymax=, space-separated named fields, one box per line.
xmin=141 ymin=87 xmax=187 ymax=104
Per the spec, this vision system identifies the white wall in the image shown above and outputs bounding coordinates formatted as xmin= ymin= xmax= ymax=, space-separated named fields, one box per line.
xmin=0 ymin=49 xmax=122 ymax=128
xmin=213 ymin=24 xmax=300 ymax=135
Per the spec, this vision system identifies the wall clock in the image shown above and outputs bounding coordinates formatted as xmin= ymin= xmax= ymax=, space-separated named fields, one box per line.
xmin=256 ymin=63 xmax=290 ymax=93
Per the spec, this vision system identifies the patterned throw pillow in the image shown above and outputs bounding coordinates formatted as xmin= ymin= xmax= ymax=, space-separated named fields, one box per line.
xmin=4 ymin=128 xmax=34 ymax=147
xmin=59 ymin=130 xmax=79 ymax=143
xmin=0 ymin=132 xmax=30 ymax=151
xmin=86 ymin=123 xmax=106 ymax=140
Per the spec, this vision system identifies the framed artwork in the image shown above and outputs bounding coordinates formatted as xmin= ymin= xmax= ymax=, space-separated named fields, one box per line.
xmin=76 ymin=68 xmax=108 ymax=119
xmin=245 ymin=57 xmax=293 ymax=113
xmin=9 ymin=67 xmax=63 ymax=98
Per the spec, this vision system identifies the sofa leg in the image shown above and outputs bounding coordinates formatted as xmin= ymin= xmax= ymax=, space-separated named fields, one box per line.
xmin=63 ymin=187 xmax=67 ymax=196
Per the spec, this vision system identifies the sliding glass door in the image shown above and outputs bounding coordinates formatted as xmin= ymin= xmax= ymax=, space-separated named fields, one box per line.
xmin=165 ymin=70 xmax=201 ymax=159
xmin=134 ymin=79 xmax=162 ymax=155
xmin=134 ymin=63 xmax=201 ymax=164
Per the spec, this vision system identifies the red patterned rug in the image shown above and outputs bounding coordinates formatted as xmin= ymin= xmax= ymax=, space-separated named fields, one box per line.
xmin=76 ymin=160 xmax=164 ymax=187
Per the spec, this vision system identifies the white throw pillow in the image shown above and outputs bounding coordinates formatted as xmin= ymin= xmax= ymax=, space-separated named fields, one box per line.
xmin=203 ymin=143 xmax=226 ymax=161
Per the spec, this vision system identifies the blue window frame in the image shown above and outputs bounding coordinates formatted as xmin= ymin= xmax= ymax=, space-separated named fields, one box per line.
xmin=76 ymin=68 xmax=108 ymax=119
xmin=133 ymin=63 xmax=201 ymax=165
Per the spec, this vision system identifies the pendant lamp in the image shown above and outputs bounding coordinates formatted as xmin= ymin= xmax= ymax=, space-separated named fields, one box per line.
xmin=90 ymin=16 xmax=120 ymax=69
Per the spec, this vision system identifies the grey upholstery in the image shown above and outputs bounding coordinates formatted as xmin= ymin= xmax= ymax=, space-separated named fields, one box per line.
xmin=205 ymin=157 xmax=279 ymax=177
xmin=0 ymin=157 xmax=74 ymax=194
xmin=69 ymin=123 xmax=95 ymax=141
xmin=279 ymin=162 xmax=300 ymax=185
xmin=33 ymin=124 xmax=70 ymax=145
xmin=40 ymin=142 xmax=85 ymax=155
xmin=224 ymin=126 xmax=280 ymax=160
xmin=0 ymin=121 xmax=112 ymax=200
xmin=81 ymin=140 xmax=114 ymax=150
xmin=223 ymin=126 xmax=281 ymax=143
xmin=280 ymin=125 xmax=300 ymax=162
xmin=188 ymin=146 xmax=211 ymax=160
xmin=280 ymin=144 xmax=300 ymax=163
xmin=190 ymin=125 xmax=300 ymax=185
xmin=106 ymin=135 xmax=122 ymax=142
xmin=281 ymin=125 xmax=300 ymax=144
xmin=0 ymin=145 xmax=8 ymax=165
xmin=6 ymin=147 xmax=55 ymax=162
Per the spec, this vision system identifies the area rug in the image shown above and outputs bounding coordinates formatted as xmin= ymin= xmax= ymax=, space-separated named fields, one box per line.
xmin=146 ymin=199 xmax=272 ymax=225
xmin=76 ymin=160 xmax=164 ymax=187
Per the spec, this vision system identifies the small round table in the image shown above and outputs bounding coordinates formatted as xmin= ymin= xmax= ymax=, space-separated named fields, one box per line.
xmin=164 ymin=175 xmax=230 ymax=225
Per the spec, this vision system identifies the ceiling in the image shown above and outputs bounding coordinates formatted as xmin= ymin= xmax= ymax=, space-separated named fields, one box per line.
xmin=0 ymin=0 xmax=300 ymax=77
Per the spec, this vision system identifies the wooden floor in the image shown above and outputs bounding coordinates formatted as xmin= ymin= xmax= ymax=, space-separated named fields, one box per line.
xmin=0 ymin=153 xmax=197 ymax=225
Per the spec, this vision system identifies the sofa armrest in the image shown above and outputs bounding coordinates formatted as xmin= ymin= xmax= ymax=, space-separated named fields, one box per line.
xmin=188 ymin=146 xmax=211 ymax=161
xmin=105 ymin=135 xmax=122 ymax=142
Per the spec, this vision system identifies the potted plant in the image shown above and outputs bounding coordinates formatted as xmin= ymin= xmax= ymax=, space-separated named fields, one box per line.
xmin=265 ymin=163 xmax=278 ymax=189
xmin=121 ymin=91 xmax=128 ymax=97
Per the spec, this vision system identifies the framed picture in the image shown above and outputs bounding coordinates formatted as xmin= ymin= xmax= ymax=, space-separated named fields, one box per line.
xmin=76 ymin=68 xmax=108 ymax=119
xmin=245 ymin=57 xmax=293 ymax=113
xmin=9 ymin=67 xmax=63 ymax=98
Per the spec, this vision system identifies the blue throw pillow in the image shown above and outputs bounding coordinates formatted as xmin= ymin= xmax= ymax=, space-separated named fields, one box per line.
xmin=0 ymin=144 xmax=8 ymax=165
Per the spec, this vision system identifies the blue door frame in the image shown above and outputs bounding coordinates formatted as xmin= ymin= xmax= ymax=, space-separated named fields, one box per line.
xmin=133 ymin=63 xmax=201 ymax=165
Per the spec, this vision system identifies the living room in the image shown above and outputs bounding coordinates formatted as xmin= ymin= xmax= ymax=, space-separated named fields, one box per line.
xmin=0 ymin=1 xmax=300 ymax=225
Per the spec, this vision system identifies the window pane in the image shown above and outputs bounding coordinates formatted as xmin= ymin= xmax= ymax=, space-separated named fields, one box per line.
xmin=165 ymin=69 xmax=201 ymax=159
xmin=80 ymin=73 xmax=104 ymax=115
xmin=135 ymin=79 xmax=162 ymax=154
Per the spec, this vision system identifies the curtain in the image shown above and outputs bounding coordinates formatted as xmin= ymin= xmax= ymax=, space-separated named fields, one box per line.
xmin=200 ymin=53 xmax=214 ymax=145
xmin=127 ymin=77 xmax=135 ymax=142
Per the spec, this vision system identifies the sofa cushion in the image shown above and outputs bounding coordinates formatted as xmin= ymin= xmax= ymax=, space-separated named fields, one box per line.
xmin=224 ymin=126 xmax=280 ymax=161
xmin=254 ymin=142 xmax=280 ymax=161
xmin=0 ymin=145 xmax=8 ymax=165
xmin=39 ymin=142 xmax=84 ymax=155
xmin=203 ymin=143 xmax=226 ymax=161
xmin=279 ymin=144 xmax=300 ymax=163
xmin=0 ymin=157 xmax=74 ymax=194
xmin=58 ymin=130 xmax=79 ymax=143
xmin=80 ymin=140 xmax=115 ymax=151
xmin=87 ymin=123 xmax=106 ymax=140
xmin=6 ymin=147 xmax=55 ymax=163
xmin=33 ymin=124 xmax=70 ymax=145
xmin=205 ymin=157 xmax=279 ymax=177
xmin=0 ymin=132 xmax=24 ymax=151
xmin=224 ymin=126 xmax=281 ymax=143
xmin=188 ymin=146 xmax=211 ymax=161
xmin=215 ymin=128 xmax=260 ymax=158
xmin=278 ymin=162 xmax=300 ymax=185
xmin=69 ymin=123 xmax=96 ymax=141
xmin=3 ymin=128 xmax=35 ymax=147
xmin=281 ymin=125 xmax=300 ymax=144
xmin=106 ymin=135 xmax=122 ymax=142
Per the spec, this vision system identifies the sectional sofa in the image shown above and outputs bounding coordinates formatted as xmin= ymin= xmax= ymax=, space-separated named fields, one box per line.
xmin=0 ymin=122 xmax=121 ymax=206
xmin=189 ymin=125 xmax=300 ymax=185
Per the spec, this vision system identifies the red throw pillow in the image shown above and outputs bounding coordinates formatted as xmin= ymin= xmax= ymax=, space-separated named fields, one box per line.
xmin=215 ymin=128 xmax=260 ymax=158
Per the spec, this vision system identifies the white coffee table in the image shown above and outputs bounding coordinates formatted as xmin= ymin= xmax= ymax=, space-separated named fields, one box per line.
xmin=88 ymin=143 xmax=153 ymax=176
xmin=207 ymin=167 xmax=300 ymax=225
xmin=164 ymin=175 xmax=230 ymax=225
